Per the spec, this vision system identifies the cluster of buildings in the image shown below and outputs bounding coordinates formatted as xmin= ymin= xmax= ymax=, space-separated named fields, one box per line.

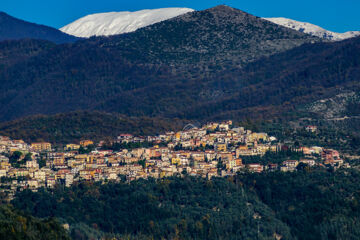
xmin=0 ymin=121 xmax=346 ymax=200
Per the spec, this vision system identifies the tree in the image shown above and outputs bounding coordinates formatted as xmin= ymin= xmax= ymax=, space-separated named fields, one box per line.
xmin=138 ymin=159 xmax=146 ymax=169
xmin=23 ymin=153 xmax=32 ymax=162
xmin=296 ymin=162 xmax=309 ymax=171
xmin=9 ymin=151 xmax=22 ymax=168
xmin=38 ymin=158 xmax=46 ymax=168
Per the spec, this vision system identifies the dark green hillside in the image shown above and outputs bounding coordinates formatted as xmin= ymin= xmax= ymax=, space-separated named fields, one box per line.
xmin=238 ymin=169 xmax=360 ymax=240
xmin=12 ymin=177 xmax=293 ymax=240
xmin=12 ymin=170 xmax=360 ymax=240
xmin=0 ymin=205 xmax=70 ymax=240
xmin=0 ymin=111 xmax=187 ymax=144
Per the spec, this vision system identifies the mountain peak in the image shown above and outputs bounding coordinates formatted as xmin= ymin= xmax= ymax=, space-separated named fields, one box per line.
xmin=97 ymin=4 xmax=319 ymax=67
xmin=205 ymin=5 xmax=248 ymax=15
xmin=208 ymin=5 xmax=234 ymax=10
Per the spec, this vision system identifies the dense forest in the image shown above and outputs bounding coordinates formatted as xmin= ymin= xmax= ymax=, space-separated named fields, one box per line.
xmin=237 ymin=169 xmax=360 ymax=240
xmin=12 ymin=177 xmax=292 ymax=240
xmin=0 ymin=205 xmax=70 ymax=240
xmin=0 ymin=111 xmax=187 ymax=144
xmin=11 ymin=169 xmax=360 ymax=240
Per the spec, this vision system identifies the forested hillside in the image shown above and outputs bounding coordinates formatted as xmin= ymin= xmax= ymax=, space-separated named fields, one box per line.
xmin=0 ymin=39 xmax=55 ymax=69
xmin=0 ymin=111 xmax=187 ymax=144
xmin=183 ymin=36 xmax=360 ymax=120
xmin=12 ymin=177 xmax=292 ymax=240
xmin=0 ymin=205 xmax=70 ymax=240
xmin=0 ymin=6 xmax=358 ymax=143
xmin=0 ymin=36 xmax=358 ymax=142
xmin=0 ymin=5 xmax=320 ymax=121
xmin=238 ymin=169 xmax=360 ymax=240
xmin=12 ymin=169 xmax=360 ymax=240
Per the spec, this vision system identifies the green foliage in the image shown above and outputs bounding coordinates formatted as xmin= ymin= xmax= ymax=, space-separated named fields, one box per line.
xmin=241 ymin=150 xmax=305 ymax=165
xmin=9 ymin=152 xmax=34 ymax=168
xmin=237 ymin=169 xmax=360 ymax=240
xmin=23 ymin=153 xmax=32 ymax=161
xmin=0 ymin=111 xmax=187 ymax=144
xmin=237 ymin=119 xmax=360 ymax=155
xmin=11 ymin=169 xmax=360 ymax=239
xmin=102 ymin=141 xmax=164 ymax=151
xmin=137 ymin=159 xmax=146 ymax=169
xmin=78 ymin=145 xmax=95 ymax=154
xmin=0 ymin=205 xmax=70 ymax=240
xmin=9 ymin=151 xmax=22 ymax=168
xmin=216 ymin=158 xmax=226 ymax=173
xmin=12 ymin=178 xmax=292 ymax=240
xmin=37 ymin=153 xmax=46 ymax=168
xmin=289 ymin=124 xmax=360 ymax=154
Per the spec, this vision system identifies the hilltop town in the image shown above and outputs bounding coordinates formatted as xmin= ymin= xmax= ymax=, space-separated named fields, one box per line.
xmin=0 ymin=121 xmax=346 ymax=200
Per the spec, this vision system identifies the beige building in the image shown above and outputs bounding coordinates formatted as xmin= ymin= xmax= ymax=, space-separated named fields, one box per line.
xmin=31 ymin=142 xmax=52 ymax=152
xmin=80 ymin=140 xmax=94 ymax=147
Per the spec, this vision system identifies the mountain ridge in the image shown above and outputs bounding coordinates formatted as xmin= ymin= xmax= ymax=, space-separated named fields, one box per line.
xmin=265 ymin=17 xmax=360 ymax=41
xmin=0 ymin=11 xmax=79 ymax=44
xmin=0 ymin=5 xmax=344 ymax=123
xmin=59 ymin=6 xmax=359 ymax=41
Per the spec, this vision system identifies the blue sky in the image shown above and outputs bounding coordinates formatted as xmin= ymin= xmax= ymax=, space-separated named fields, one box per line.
xmin=1 ymin=0 xmax=359 ymax=33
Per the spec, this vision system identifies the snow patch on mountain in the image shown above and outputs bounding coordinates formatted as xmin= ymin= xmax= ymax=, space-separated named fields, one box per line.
xmin=60 ymin=7 xmax=359 ymax=41
xmin=60 ymin=8 xmax=194 ymax=38
xmin=264 ymin=17 xmax=360 ymax=41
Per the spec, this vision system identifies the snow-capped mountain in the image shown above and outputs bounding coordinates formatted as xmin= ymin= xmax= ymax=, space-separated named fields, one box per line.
xmin=60 ymin=7 xmax=359 ymax=41
xmin=60 ymin=8 xmax=194 ymax=38
xmin=264 ymin=17 xmax=360 ymax=41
